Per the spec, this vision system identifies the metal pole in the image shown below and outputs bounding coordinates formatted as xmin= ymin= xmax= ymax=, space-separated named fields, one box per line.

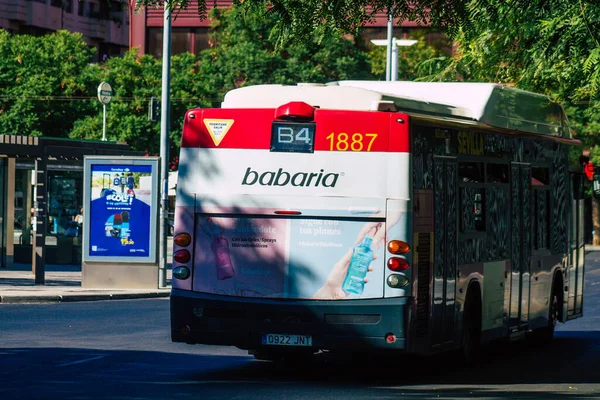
xmin=386 ymin=5 xmax=393 ymax=81
xmin=33 ymin=158 xmax=47 ymax=285
xmin=391 ymin=40 xmax=398 ymax=81
xmin=102 ymin=104 xmax=107 ymax=141
xmin=31 ymin=161 xmax=37 ymax=276
xmin=158 ymin=2 xmax=172 ymax=288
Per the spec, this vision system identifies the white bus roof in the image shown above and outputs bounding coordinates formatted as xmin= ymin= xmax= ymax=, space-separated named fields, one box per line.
xmin=221 ymin=81 xmax=571 ymax=138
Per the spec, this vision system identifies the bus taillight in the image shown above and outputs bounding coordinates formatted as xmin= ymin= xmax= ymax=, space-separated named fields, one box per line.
xmin=174 ymin=250 xmax=191 ymax=264
xmin=174 ymin=233 xmax=192 ymax=247
xmin=387 ymin=240 xmax=410 ymax=254
xmin=387 ymin=257 xmax=409 ymax=271
xmin=173 ymin=266 xmax=190 ymax=280
xmin=387 ymin=274 xmax=409 ymax=288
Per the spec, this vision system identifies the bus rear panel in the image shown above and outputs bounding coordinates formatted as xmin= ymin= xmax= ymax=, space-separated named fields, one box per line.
xmin=171 ymin=104 xmax=414 ymax=353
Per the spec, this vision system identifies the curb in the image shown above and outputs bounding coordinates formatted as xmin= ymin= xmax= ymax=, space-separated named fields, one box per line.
xmin=0 ymin=291 xmax=170 ymax=304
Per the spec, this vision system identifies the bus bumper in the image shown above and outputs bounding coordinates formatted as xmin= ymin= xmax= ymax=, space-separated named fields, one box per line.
xmin=170 ymin=289 xmax=409 ymax=351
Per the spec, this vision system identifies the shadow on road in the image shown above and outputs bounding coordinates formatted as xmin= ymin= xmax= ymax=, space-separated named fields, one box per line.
xmin=1 ymin=331 xmax=598 ymax=400
xmin=193 ymin=331 xmax=599 ymax=386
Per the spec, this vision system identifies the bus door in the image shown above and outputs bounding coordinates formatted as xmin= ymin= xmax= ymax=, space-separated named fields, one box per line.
xmin=510 ymin=163 xmax=532 ymax=332
xmin=567 ymin=173 xmax=585 ymax=319
xmin=432 ymin=156 xmax=458 ymax=347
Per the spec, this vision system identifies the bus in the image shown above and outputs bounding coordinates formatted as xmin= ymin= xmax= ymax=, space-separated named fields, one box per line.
xmin=170 ymin=81 xmax=585 ymax=362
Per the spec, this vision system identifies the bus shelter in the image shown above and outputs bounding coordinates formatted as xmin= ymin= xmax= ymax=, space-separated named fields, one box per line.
xmin=0 ymin=135 xmax=140 ymax=284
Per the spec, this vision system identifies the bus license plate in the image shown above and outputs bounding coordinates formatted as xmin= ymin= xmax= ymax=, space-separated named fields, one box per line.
xmin=262 ymin=334 xmax=312 ymax=347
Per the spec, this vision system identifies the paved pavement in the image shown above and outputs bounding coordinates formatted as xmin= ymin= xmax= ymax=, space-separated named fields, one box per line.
xmin=0 ymin=263 xmax=171 ymax=303
xmin=1 ymin=244 xmax=598 ymax=304
xmin=0 ymin=238 xmax=173 ymax=304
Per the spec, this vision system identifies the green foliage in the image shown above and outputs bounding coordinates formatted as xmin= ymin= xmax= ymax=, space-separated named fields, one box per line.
xmin=368 ymin=30 xmax=449 ymax=80
xmin=422 ymin=0 xmax=600 ymax=164
xmin=197 ymin=5 xmax=373 ymax=102
xmin=69 ymin=49 xmax=204 ymax=157
xmin=0 ymin=4 xmax=375 ymax=165
xmin=0 ymin=30 xmax=95 ymax=137
xmin=138 ymin=0 xmax=474 ymax=47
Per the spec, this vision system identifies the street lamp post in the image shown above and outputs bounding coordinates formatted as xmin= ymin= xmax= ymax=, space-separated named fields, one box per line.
xmin=386 ymin=10 xmax=393 ymax=81
xmin=158 ymin=2 xmax=172 ymax=288
xmin=371 ymin=38 xmax=418 ymax=81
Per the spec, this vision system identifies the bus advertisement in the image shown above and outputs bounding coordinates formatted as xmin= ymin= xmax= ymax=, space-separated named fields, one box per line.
xmin=170 ymin=81 xmax=585 ymax=362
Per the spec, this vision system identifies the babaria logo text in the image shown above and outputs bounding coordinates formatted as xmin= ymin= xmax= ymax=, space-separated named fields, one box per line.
xmin=241 ymin=167 xmax=340 ymax=187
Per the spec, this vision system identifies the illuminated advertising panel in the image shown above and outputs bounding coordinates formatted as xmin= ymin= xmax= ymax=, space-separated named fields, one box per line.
xmin=83 ymin=157 xmax=159 ymax=263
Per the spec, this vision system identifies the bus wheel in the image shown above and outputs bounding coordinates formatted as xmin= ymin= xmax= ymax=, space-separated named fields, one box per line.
xmin=460 ymin=287 xmax=481 ymax=365
xmin=535 ymin=279 xmax=561 ymax=345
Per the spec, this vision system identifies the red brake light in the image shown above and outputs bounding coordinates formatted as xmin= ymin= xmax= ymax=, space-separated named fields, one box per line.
xmin=274 ymin=210 xmax=302 ymax=215
xmin=387 ymin=257 xmax=409 ymax=271
xmin=174 ymin=250 xmax=191 ymax=264
xmin=174 ymin=233 xmax=192 ymax=247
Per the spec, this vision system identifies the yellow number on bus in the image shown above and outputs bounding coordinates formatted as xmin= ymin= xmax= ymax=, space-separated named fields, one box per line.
xmin=336 ymin=133 xmax=349 ymax=151
xmin=365 ymin=133 xmax=378 ymax=151
xmin=326 ymin=132 xmax=378 ymax=152
xmin=351 ymin=133 xmax=363 ymax=151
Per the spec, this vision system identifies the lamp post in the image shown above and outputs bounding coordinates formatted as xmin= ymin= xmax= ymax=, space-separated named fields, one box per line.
xmin=158 ymin=2 xmax=172 ymax=288
xmin=371 ymin=39 xmax=418 ymax=81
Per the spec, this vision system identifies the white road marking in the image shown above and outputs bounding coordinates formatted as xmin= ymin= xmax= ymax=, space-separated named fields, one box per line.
xmin=57 ymin=355 xmax=106 ymax=367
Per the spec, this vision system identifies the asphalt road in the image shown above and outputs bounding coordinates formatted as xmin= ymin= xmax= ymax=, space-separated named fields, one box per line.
xmin=1 ymin=252 xmax=599 ymax=400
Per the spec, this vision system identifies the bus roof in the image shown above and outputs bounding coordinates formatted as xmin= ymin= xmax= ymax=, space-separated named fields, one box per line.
xmin=221 ymin=81 xmax=571 ymax=138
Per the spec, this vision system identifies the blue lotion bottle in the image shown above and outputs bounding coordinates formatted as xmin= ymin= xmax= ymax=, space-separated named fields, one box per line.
xmin=342 ymin=236 xmax=374 ymax=295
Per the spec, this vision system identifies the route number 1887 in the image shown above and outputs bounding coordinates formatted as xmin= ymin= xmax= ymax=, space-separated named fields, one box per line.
xmin=326 ymin=132 xmax=378 ymax=152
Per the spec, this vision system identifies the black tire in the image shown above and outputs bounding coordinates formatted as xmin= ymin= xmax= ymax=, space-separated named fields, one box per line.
xmin=460 ymin=286 xmax=482 ymax=365
xmin=536 ymin=279 xmax=561 ymax=345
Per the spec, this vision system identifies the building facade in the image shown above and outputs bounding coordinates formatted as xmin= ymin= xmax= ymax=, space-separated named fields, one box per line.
xmin=131 ymin=1 xmax=422 ymax=57
xmin=0 ymin=0 xmax=425 ymax=59
xmin=0 ymin=0 xmax=129 ymax=61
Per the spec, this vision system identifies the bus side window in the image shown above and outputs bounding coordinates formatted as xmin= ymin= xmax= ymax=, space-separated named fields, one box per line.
xmin=459 ymin=162 xmax=484 ymax=183
xmin=486 ymin=163 xmax=509 ymax=184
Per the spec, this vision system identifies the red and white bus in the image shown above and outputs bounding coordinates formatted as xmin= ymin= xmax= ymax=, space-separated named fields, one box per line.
xmin=170 ymin=81 xmax=585 ymax=361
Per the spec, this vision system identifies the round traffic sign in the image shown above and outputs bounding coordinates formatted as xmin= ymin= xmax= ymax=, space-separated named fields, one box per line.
xmin=97 ymin=82 xmax=112 ymax=105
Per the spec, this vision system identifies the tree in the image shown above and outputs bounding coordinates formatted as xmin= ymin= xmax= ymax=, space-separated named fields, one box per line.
xmin=68 ymin=4 xmax=374 ymax=160
xmin=197 ymin=5 xmax=373 ymax=101
xmin=136 ymin=1 xmax=600 ymax=103
xmin=0 ymin=30 xmax=95 ymax=137
xmin=70 ymin=49 xmax=205 ymax=158
xmin=368 ymin=30 xmax=449 ymax=80
xmin=138 ymin=0 xmax=474 ymax=47
xmin=421 ymin=1 xmax=600 ymax=162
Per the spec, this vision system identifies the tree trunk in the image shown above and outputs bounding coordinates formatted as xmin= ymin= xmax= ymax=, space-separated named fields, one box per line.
xmin=593 ymin=196 xmax=600 ymax=245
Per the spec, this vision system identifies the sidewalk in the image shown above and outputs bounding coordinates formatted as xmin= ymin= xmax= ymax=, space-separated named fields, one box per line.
xmin=0 ymin=263 xmax=171 ymax=304
xmin=2 ymin=245 xmax=599 ymax=304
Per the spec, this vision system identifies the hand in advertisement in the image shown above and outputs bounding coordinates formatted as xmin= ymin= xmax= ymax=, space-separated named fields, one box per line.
xmin=354 ymin=211 xmax=404 ymax=249
xmin=311 ymin=248 xmax=377 ymax=300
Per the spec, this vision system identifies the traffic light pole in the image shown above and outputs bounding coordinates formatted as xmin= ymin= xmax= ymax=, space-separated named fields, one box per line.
xmin=158 ymin=3 xmax=171 ymax=288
